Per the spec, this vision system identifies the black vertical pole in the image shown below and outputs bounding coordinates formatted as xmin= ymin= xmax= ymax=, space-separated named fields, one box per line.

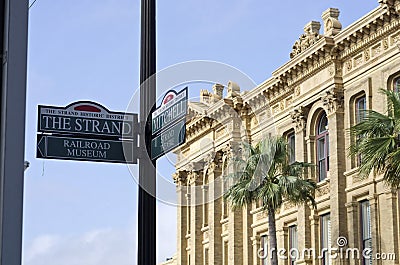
xmin=138 ymin=0 xmax=156 ymax=265
xmin=0 ymin=0 xmax=28 ymax=265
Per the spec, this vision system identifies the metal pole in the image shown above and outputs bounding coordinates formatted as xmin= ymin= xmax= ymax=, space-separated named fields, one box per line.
xmin=138 ymin=0 xmax=156 ymax=264
xmin=0 ymin=0 xmax=28 ymax=264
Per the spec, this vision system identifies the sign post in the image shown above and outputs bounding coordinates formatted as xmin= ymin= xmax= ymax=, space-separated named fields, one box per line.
xmin=138 ymin=0 xmax=156 ymax=264
xmin=0 ymin=1 xmax=29 ymax=265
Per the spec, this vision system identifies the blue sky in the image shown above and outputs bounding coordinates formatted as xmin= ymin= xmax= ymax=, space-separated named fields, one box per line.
xmin=24 ymin=1 xmax=378 ymax=264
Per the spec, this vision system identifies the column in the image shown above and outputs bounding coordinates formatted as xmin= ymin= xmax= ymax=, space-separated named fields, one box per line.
xmin=189 ymin=170 xmax=204 ymax=265
xmin=207 ymin=156 xmax=223 ymax=265
xmin=291 ymin=106 xmax=312 ymax=265
xmin=309 ymin=214 xmax=320 ymax=265
xmin=345 ymin=201 xmax=359 ymax=265
xmin=322 ymin=89 xmax=348 ymax=251
xmin=174 ymin=171 xmax=188 ymax=265
xmin=368 ymin=194 xmax=379 ymax=265
xmin=380 ymin=190 xmax=399 ymax=265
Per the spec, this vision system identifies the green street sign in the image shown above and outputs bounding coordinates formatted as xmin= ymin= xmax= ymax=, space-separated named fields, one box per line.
xmin=151 ymin=120 xmax=186 ymax=160
xmin=36 ymin=135 xmax=137 ymax=164
xmin=151 ymin=87 xmax=187 ymax=135
xmin=38 ymin=101 xmax=138 ymax=139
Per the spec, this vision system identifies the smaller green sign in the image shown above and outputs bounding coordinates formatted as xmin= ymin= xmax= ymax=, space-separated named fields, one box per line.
xmin=151 ymin=120 xmax=186 ymax=160
xmin=37 ymin=135 xmax=137 ymax=164
xmin=151 ymin=87 xmax=187 ymax=135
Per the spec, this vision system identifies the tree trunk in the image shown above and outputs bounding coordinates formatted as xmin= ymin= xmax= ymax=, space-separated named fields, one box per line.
xmin=268 ymin=207 xmax=278 ymax=265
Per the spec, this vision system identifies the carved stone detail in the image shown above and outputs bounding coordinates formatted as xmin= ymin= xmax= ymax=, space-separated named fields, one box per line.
xmin=212 ymin=84 xmax=224 ymax=99
xmin=290 ymin=21 xmax=322 ymax=59
xmin=364 ymin=49 xmax=370 ymax=61
xmin=295 ymin=86 xmax=301 ymax=96
xmin=173 ymin=171 xmax=188 ymax=184
xmin=284 ymin=201 xmax=296 ymax=210
xmin=321 ymin=88 xmax=344 ymax=113
xmin=322 ymin=8 xmax=342 ymax=37
xmin=345 ymin=60 xmax=352 ymax=72
xmin=316 ymin=184 xmax=330 ymax=197
xmin=290 ymin=106 xmax=308 ymax=132
xmin=383 ymin=38 xmax=389 ymax=50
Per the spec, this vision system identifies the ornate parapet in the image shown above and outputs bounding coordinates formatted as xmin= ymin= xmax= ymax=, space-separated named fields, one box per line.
xmin=290 ymin=106 xmax=308 ymax=133
xmin=290 ymin=21 xmax=322 ymax=59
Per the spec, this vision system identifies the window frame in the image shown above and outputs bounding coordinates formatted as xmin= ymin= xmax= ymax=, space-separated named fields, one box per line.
xmin=320 ymin=213 xmax=331 ymax=265
xmin=316 ymin=113 xmax=329 ymax=182
xmin=355 ymin=95 xmax=367 ymax=166
xmin=287 ymin=132 xmax=296 ymax=165
xmin=360 ymin=200 xmax=372 ymax=265
xmin=288 ymin=225 xmax=298 ymax=265
xmin=393 ymin=76 xmax=400 ymax=93
xmin=261 ymin=234 xmax=269 ymax=265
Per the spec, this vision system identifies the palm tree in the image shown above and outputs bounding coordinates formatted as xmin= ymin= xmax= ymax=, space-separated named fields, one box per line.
xmin=349 ymin=89 xmax=400 ymax=188
xmin=223 ymin=136 xmax=317 ymax=265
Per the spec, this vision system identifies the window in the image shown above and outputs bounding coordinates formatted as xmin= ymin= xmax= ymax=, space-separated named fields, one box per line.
xmin=320 ymin=214 xmax=331 ymax=265
xmin=355 ymin=96 xmax=366 ymax=124
xmin=203 ymin=176 xmax=209 ymax=227
xmin=204 ymin=248 xmax=209 ymax=265
xmin=360 ymin=201 xmax=372 ymax=265
xmin=261 ymin=235 xmax=269 ymax=265
xmin=316 ymin=113 xmax=329 ymax=181
xmin=223 ymin=241 xmax=229 ymax=265
xmin=355 ymin=96 xmax=366 ymax=166
xmin=187 ymin=191 xmax=191 ymax=234
xmin=289 ymin=226 xmax=298 ymax=265
xmin=287 ymin=132 xmax=296 ymax=164
xmin=393 ymin=77 xmax=400 ymax=93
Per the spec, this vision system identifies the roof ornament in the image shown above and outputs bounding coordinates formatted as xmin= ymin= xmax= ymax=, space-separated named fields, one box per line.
xmin=290 ymin=21 xmax=322 ymax=59
xmin=322 ymin=8 xmax=342 ymax=37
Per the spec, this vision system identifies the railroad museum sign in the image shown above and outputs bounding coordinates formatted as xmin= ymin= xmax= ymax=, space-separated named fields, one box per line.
xmin=151 ymin=87 xmax=188 ymax=160
xmin=36 ymin=101 xmax=138 ymax=164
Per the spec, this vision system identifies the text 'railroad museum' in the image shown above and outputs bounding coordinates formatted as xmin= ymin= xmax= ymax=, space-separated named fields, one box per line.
xmin=168 ymin=1 xmax=400 ymax=265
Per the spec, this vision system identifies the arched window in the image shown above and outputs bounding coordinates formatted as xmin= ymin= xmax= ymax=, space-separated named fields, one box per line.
xmin=355 ymin=96 xmax=366 ymax=124
xmin=316 ymin=113 xmax=329 ymax=181
xmin=393 ymin=77 xmax=400 ymax=93
xmin=355 ymin=95 xmax=366 ymax=166
xmin=287 ymin=131 xmax=296 ymax=164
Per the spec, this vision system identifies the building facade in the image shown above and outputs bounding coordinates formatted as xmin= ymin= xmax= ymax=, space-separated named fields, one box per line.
xmin=173 ymin=1 xmax=400 ymax=265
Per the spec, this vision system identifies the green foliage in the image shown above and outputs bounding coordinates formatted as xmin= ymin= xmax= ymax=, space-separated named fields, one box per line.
xmin=223 ymin=136 xmax=316 ymax=212
xmin=349 ymin=89 xmax=400 ymax=188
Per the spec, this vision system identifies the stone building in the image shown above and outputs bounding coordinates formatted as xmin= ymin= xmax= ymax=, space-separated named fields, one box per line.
xmin=172 ymin=1 xmax=400 ymax=265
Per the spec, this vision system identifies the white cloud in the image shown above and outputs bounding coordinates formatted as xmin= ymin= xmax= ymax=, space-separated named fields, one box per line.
xmin=23 ymin=227 xmax=136 ymax=265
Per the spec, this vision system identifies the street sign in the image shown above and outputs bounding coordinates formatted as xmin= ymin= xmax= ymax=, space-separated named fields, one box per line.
xmin=38 ymin=101 xmax=138 ymax=139
xmin=151 ymin=87 xmax=187 ymax=135
xmin=151 ymin=119 xmax=186 ymax=160
xmin=37 ymin=135 xmax=137 ymax=164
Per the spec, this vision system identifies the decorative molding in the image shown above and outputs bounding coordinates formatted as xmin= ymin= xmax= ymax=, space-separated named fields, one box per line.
xmin=316 ymin=184 xmax=330 ymax=197
xmin=321 ymin=88 xmax=344 ymax=113
xmin=290 ymin=106 xmax=308 ymax=132
xmin=173 ymin=171 xmax=188 ymax=185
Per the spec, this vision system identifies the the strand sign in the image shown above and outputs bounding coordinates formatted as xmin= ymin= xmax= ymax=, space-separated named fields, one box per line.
xmin=36 ymin=101 xmax=138 ymax=164
xmin=38 ymin=102 xmax=136 ymax=138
